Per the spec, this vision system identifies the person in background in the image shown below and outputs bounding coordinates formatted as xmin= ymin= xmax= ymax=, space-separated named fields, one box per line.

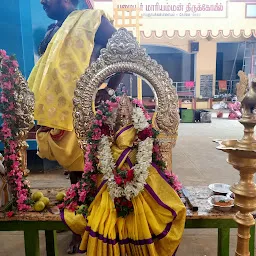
xmin=29 ymin=0 xmax=122 ymax=253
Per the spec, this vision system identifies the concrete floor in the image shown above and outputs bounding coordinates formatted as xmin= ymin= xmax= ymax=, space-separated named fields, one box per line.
xmin=173 ymin=113 xmax=244 ymax=256
xmin=0 ymin=113 xmax=254 ymax=256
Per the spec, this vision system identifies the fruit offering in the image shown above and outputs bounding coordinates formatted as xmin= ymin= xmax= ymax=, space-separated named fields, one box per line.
xmin=34 ymin=201 xmax=45 ymax=212
xmin=32 ymin=191 xmax=44 ymax=202
xmin=56 ymin=192 xmax=66 ymax=202
xmin=40 ymin=196 xmax=50 ymax=206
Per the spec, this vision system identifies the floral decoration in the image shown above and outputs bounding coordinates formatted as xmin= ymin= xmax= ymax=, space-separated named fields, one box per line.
xmin=164 ymin=171 xmax=183 ymax=197
xmin=60 ymin=96 xmax=183 ymax=218
xmin=6 ymin=211 xmax=14 ymax=218
xmin=98 ymin=135 xmax=153 ymax=201
xmin=0 ymin=50 xmax=32 ymax=213
xmin=59 ymin=98 xmax=118 ymax=215
xmin=0 ymin=50 xmax=182 ymax=218
xmin=132 ymin=107 xmax=149 ymax=131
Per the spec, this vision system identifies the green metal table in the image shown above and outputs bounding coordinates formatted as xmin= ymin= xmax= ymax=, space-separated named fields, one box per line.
xmin=0 ymin=218 xmax=254 ymax=256
xmin=0 ymin=186 xmax=254 ymax=256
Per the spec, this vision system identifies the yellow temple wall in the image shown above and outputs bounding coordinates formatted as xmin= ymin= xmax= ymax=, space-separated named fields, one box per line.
xmin=94 ymin=0 xmax=255 ymax=98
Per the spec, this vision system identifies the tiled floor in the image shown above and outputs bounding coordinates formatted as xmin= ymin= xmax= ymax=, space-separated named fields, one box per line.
xmin=1 ymin=114 xmax=255 ymax=255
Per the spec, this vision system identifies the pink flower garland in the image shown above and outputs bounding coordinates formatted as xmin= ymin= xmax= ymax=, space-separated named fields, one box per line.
xmin=60 ymin=99 xmax=117 ymax=213
xmin=0 ymin=50 xmax=31 ymax=212
xmin=132 ymin=98 xmax=151 ymax=120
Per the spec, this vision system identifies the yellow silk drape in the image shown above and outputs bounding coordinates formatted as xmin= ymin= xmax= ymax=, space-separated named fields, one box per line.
xmin=28 ymin=9 xmax=109 ymax=131
xmin=36 ymin=129 xmax=84 ymax=171
xmin=29 ymin=10 xmax=112 ymax=171
xmin=62 ymin=125 xmax=186 ymax=255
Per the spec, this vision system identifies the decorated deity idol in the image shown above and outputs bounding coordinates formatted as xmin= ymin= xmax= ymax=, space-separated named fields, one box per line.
xmin=61 ymin=94 xmax=186 ymax=256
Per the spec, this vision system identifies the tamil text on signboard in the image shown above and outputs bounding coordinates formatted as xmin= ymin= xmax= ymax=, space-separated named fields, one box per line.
xmin=115 ymin=0 xmax=227 ymax=18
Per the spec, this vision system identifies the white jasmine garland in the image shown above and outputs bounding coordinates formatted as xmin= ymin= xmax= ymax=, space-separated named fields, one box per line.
xmin=98 ymin=136 xmax=115 ymax=175
xmin=98 ymin=135 xmax=153 ymax=201
xmin=132 ymin=107 xmax=149 ymax=131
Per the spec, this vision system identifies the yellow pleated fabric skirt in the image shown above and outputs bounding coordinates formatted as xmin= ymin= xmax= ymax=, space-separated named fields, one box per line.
xmin=36 ymin=129 xmax=84 ymax=171
xmin=61 ymin=165 xmax=186 ymax=256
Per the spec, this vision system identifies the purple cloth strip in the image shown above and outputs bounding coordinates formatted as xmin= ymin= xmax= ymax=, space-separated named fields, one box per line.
xmin=150 ymin=161 xmax=182 ymax=256
xmin=145 ymin=184 xmax=177 ymax=218
xmin=85 ymin=220 xmax=173 ymax=246
xmin=155 ymin=222 xmax=173 ymax=240
xmin=78 ymin=249 xmax=86 ymax=254
xmin=96 ymin=179 xmax=107 ymax=194
xmin=115 ymin=124 xmax=133 ymax=140
xmin=173 ymin=245 xmax=179 ymax=256
xmin=116 ymin=147 xmax=132 ymax=168
xmin=126 ymin=157 xmax=133 ymax=168
xmin=85 ymin=226 xmax=118 ymax=245
xmin=151 ymin=162 xmax=175 ymax=190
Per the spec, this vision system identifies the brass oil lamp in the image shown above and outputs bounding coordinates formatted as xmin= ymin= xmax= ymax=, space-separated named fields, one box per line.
xmin=216 ymin=78 xmax=256 ymax=256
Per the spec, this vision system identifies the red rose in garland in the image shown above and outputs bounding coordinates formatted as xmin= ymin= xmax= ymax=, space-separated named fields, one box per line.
xmin=101 ymin=123 xmax=111 ymax=136
xmin=114 ymin=175 xmax=123 ymax=186
xmin=126 ymin=169 xmax=134 ymax=182
xmin=114 ymin=168 xmax=135 ymax=186
xmin=114 ymin=197 xmax=134 ymax=217
xmin=124 ymin=200 xmax=133 ymax=208
xmin=7 ymin=211 xmax=14 ymax=218
xmin=138 ymin=125 xmax=154 ymax=141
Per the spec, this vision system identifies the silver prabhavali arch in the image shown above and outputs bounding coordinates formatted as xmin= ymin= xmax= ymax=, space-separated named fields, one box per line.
xmin=73 ymin=28 xmax=179 ymax=170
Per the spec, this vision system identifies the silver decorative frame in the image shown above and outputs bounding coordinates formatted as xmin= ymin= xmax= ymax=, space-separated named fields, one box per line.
xmin=14 ymin=71 xmax=35 ymax=131
xmin=73 ymin=28 xmax=179 ymax=153
xmin=14 ymin=72 xmax=35 ymax=175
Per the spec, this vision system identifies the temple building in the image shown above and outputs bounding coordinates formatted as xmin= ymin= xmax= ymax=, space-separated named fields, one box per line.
xmin=91 ymin=0 xmax=256 ymax=107
xmin=0 ymin=0 xmax=256 ymax=105
xmin=1 ymin=1 xmax=256 ymax=255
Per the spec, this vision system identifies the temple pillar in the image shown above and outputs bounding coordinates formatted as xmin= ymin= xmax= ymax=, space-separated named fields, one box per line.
xmin=195 ymin=40 xmax=217 ymax=98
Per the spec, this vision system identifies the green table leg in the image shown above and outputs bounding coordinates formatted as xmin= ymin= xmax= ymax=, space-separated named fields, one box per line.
xmin=24 ymin=229 xmax=40 ymax=256
xmin=250 ymin=225 xmax=255 ymax=256
xmin=45 ymin=230 xmax=58 ymax=256
xmin=218 ymin=228 xmax=230 ymax=256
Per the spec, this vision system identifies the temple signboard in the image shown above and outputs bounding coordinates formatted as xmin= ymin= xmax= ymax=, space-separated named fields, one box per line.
xmin=114 ymin=0 xmax=227 ymax=18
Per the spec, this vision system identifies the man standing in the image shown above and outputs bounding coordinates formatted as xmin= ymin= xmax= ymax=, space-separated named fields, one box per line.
xmin=29 ymin=0 xmax=121 ymax=181
xmin=29 ymin=1 xmax=122 ymax=252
